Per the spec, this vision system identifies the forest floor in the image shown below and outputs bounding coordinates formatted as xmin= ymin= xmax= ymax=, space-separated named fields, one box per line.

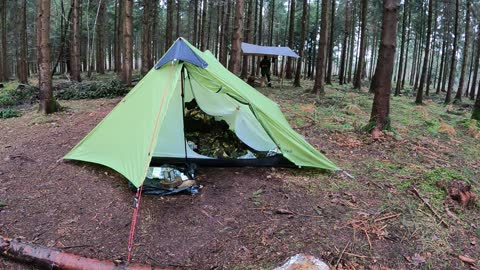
xmin=0 ymin=75 xmax=479 ymax=269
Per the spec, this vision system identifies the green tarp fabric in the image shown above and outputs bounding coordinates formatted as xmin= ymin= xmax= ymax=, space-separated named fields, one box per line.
xmin=64 ymin=38 xmax=339 ymax=188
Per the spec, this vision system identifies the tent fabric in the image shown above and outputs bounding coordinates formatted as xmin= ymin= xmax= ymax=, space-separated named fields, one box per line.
xmin=155 ymin=38 xmax=208 ymax=69
xmin=241 ymin=42 xmax=300 ymax=58
xmin=64 ymin=38 xmax=339 ymax=188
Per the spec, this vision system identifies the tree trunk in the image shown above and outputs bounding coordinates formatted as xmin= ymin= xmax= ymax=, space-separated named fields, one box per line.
xmin=241 ymin=0 xmax=253 ymax=79
xmin=436 ymin=21 xmax=448 ymax=94
xmin=193 ymin=0 xmax=199 ymax=45
xmin=472 ymin=84 xmax=480 ymax=120
xmin=0 ymin=236 xmax=172 ymax=270
xmin=353 ymin=0 xmax=368 ymax=89
xmin=122 ymin=0 xmax=133 ymax=86
xmin=37 ymin=0 xmax=59 ymax=114
xmin=220 ymin=0 xmax=231 ymax=67
xmin=312 ymin=0 xmax=329 ymax=95
xmin=368 ymin=0 xmax=399 ymax=132
xmin=176 ymin=0 xmax=181 ymax=38
xmin=394 ymin=0 xmax=408 ymax=96
xmin=339 ymin=0 xmax=349 ymax=85
xmin=228 ymin=0 xmax=244 ymax=74
xmin=165 ymin=0 xmax=174 ymax=49
xmin=294 ymin=0 xmax=308 ymax=87
xmin=96 ymin=0 xmax=107 ymax=75
xmin=310 ymin=0 xmax=319 ymax=80
xmin=285 ymin=0 xmax=295 ymax=79
xmin=17 ymin=0 xmax=28 ymax=84
xmin=425 ymin=0 xmax=438 ymax=97
xmin=415 ymin=0 xmax=433 ymax=104
xmin=454 ymin=0 xmax=471 ymax=102
xmin=200 ymin=0 xmax=208 ymax=50
xmin=268 ymin=0 xmax=274 ymax=46
xmin=466 ymin=40 xmax=475 ymax=97
xmin=469 ymin=30 xmax=480 ymax=100
xmin=114 ymin=0 xmax=123 ymax=73
xmin=141 ymin=0 xmax=154 ymax=76
xmin=325 ymin=0 xmax=335 ymax=84
xmin=401 ymin=8 xmax=411 ymax=89
xmin=0 ymin=0 xmax=8 ymax=81
xmin=445 ymin=0 xmax=459 ymax=104
xmin=347 ymin=2 xmax=356 ymax=83
xmin=70 ymin=0 xmax=82 ymax=82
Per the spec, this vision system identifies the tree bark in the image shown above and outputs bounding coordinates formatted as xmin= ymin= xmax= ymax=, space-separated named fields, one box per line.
xmin=122 ymin=0 xmax=133 ymax=86
xmin=165 ymin=0 xmax=174 ymax=49
xmin=294 ymin=0 xmax=308 ymax=87
xmin=220 ymin=0 xmax=231 ymax=67
xmin=70 ymin=0 xmax=82 ymax=82
xmin=37 ymin=0 xmax=60 ymax=114
xmin=415 ymin=0 xmax=433 ymax=104
xmin=17 ymin=0 xmax=28 ymax=84
xmin=141 ymin=0 xmax=154 ymax=76
xmin=241 ymin=0 xmax=253 ymax=79
xmin=394 ymin=0 xmax=408 ymax=96
xmin=469 ymin=30 xmax=480 ymax=100
xmin=0 ymin=236 xmax=172 ymax=270
xmin=228 ymin=0 xmax=244 ymax=74
xmin=0 ymin=0 xmax=8 ymax=81
xmin=96 ymin=0 xmax=107 ymax=75
xmin=473 ymin=84 xmax=480 ymax=120
xmin=312 ymin=0 xmax=329 ymax=95
xmin=368 ymin=0 xmax=399 ymax=132
xmin=114 ymin=0 xmax=123 ymax=73
xmin=353 ymin=0 xmax=368 ymax=89
xmin=445 ymin=0 xmax=459 ymax=104
xmin=339 ymin=0 xmax=349 ymax=85
xmin=454 ymin=0 xmax=471 ymax=102
xmin=285 ymin=0 xmax=295 ymax=79
xmin=269 ymin=0 xmax=274 ymax=46
xmin=325 ymin=0 xmax=335 ymax=84
xmin=200 ymin=0 xmax=208 ymax=50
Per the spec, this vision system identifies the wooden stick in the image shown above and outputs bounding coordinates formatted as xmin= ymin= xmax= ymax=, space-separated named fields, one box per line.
xmin=411 ymin=187 xmax=449 ymax=228
xmin=335 ymin=241 xmax=351 ymax=268
xmin=363 ymin=229 xmax=372 ymax=250
xmin=0 ymin=236 xmax=174 ymax=270
xmin=374 ymin=213 xmax=401 ymax=223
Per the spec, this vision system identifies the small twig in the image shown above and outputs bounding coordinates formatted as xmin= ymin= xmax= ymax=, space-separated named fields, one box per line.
xmin=411 ymin=187 xmax=449 ymax=228
xmin=335 ymin=241 xmax=351 ymax=268
xmin=344 ymin=252 xmax=368 ymax=259
xmin=374 ymin=213 xmax=401 ymax=223
xmin=61 ymin=244 xmax=91 ymax=250
xmin=363 ymin=229 xmax=372 ymax=250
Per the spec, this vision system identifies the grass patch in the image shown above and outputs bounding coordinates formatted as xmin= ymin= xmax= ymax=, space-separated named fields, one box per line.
xmin=0 ymin=108 xmax=21 ymax=118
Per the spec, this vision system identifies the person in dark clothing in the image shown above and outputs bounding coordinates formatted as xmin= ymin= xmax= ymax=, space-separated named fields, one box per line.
xmin=259 ymin=55 xmax=272 ymax=87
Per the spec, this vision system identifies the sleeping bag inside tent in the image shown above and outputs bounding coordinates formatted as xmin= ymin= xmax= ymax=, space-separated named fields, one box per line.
xmin=64 ymin=38 xmax=339 ymax=188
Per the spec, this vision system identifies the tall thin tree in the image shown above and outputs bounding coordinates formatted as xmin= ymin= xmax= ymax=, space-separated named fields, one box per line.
xmin=353 ymin=0 xmax=368 ymax=89
xmin=285 ymin=0 xmax=295 ymax=79
xmin=312 ymin=0 xmax=329 ymax=95
xmin=294 ymin=0 xmax=308 ymax=87
xmin=339 ymin=0 xmax=349 ymax=85
xmin=228 ymin=0 xmax=244 ymax=73
xmin=445 ymin=0 xmax=459 ymax=104
xmin=415 ymin=0 xmax=433 ymax=104
xmin=395 ymin=0 xmax=408 ymax=96
xmin=454 ymin=0 xmax=471 ymax=102
xmin=37 ymin=0 xmax=60 ymax=114
xmin=70 ymin=0 xmax=81 ymax=81
xmin=368 ymin=0 xmax=399 ymax=132
xmin=17 ymin=0 xmax=28 ymax=84
xmin=122 ymin=0 xmax=133 ymax=86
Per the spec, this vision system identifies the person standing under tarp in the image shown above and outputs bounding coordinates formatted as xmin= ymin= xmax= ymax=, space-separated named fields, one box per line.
xmin=259 ymin=56 xmax=272 ymax=87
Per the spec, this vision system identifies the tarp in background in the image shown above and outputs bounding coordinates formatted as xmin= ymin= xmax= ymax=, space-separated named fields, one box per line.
xmin=241 ymin=42 xmax=300 ymax=58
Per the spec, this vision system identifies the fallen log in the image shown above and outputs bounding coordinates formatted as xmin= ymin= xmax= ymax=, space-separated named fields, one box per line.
xmin=0 ymin=236 xmax=175 ymax=270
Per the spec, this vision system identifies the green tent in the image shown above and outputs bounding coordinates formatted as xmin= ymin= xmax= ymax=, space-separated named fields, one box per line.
xmin=64 ymin=38 xmax=339 ymax=188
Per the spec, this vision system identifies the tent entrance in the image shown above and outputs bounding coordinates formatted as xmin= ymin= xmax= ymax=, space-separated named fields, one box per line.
xmin=151 ymin=67 xmax=294 ymax=167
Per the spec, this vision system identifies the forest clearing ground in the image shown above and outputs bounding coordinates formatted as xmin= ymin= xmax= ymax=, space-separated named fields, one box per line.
xmin=0 ymin=76 xmax=479 ymax=269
